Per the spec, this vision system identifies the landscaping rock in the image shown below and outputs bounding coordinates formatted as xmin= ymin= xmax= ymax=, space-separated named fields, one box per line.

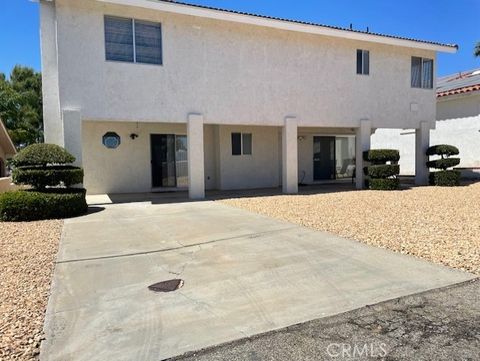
xmin=0 ymin=220 xmax=63 ymax=360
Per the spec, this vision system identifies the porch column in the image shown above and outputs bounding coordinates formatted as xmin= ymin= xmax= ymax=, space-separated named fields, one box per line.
xmin=282 ymin=116 xmax=298 ymax=194
xmin=355 ymin=119 xmax=371 ymax=190
xmin=415 ymin=120 xmax=430 ymax=185
xmin=187 ymin=113 xmax=205 ymax=199
xmin=62 ymin=109 xmax=82 ymax=166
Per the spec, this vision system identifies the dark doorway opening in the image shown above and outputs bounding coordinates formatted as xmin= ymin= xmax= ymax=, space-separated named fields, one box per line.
xmin=313 ymin=136 xmax=336 ymax=181
xmin=150 ymin=134 xmax=188 ymax=188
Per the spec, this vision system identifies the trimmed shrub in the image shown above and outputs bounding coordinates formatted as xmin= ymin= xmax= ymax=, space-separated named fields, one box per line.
xmin=363 ymin=148 xmax=400 ymax=190
xmin=366 ymin=178 xmax=400 ymax=191
xmin=426 ymin=158 xmax=460 ymax=170
xmin=427 ymin=144 xmax=461 ymax=186
xmin=426 ymin=144 xmax=459 ymax=157
xmin=10 ymin=143 xmax=75 ymax=167
xmin=363 ymin=149 xmax=400 ymax=164
xmin=12 ymin=166 xmax=84 ymax=189
xmin=429 ymin=170 xmax=461 ymax=187
xmin=0 ymin=189 xmax=88 ymax=221
xmin=4 ymin=144 xmax=88 ymax=222
xmin=364 ymin=164 xmax=400 ymax=178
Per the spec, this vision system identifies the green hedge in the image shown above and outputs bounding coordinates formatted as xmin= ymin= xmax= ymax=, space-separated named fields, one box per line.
xmin=0 ymin=189 xmax=88 ymax=221
xmin=426 ymin=158 xmax=460 ymax=170
xmin=429 ymin=170 xmax=461 ymax=187
xmin=366 ymin=178 xmax=400 ymax=191
xmin=364 ymin=164 xmax=400 ymax=178
xmin=363 ymin=149 xmax=400 ymax=164
xmin=10 ymin=143 xmax=75 ymax=167
xmin=12 ymin=166 xmax=84 ymax=189
xmin=426 ymin=144 xmax=459 ymax=157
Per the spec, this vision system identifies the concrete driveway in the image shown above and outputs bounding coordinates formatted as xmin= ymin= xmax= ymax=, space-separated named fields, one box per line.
xmin=41 ymin=199 xmax=475 ymax=361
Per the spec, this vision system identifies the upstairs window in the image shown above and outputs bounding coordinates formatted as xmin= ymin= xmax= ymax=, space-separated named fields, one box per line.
xmin=411 ymin=57 xmax=433 ymax=89
xmin=231 ymin=133 xmax=252 ymax=155
xmin=356 ymin=49 xmax=369 ymax=75
xmin=105 ymin=16 xmax=162 ymax=65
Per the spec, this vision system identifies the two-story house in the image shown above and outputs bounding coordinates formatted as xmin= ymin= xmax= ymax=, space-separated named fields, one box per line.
xmin=40 ymin=0 xmax=456 ymax=198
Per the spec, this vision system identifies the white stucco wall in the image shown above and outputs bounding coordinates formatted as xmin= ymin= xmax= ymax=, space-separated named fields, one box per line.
xmin=40 ymin=0 xmax=447 ymax=193
xmin=372 ymin=92 xmax=480 ymax=175
xmin=43 ymin=0 xmax=437 ymax=136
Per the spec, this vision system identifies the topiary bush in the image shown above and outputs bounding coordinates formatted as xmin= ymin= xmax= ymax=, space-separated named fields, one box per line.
xmin=0 ymin=144 xmax=88 ymax=221
xmin=426 ymin=144 xmax=459 ymax=158
xmin=429 ymin=170 xmax=461 ymax=187
xmin=12 ymin=166 xmax=84 ymax=189
xmin=366 ymin=178 xmax=400 ymax=191
xmin=364 ymin=164 xmax=400 ymax=178
xmin=363 ymin=149 xmax=400 ymax=190
xmin=426 ymin=144 xmax=461 ymax=186
xmin=10 ymin=143 xmax=75 ymax=167
xmin=363 ymin=149 xmax=400 ymax=164
xmin=0 ymin=189 xmax=87 ymax=221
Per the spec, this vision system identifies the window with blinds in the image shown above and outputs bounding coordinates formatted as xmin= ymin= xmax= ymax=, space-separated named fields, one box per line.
xmin=411 ymin=57 xmax=433 ymax=89
xmin=104 ymin=16 xmax=162 ymax=65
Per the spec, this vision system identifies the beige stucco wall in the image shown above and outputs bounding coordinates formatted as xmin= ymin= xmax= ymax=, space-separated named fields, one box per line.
xmin=82 ymin=121 xmax=218 ymax=194
xmin=297 ymin=127 xmax=356 ymax=184
xmin=216 ymin=125 xmax=281 ymax=190
xmin=43 ymin=0 xmax=437 ymax=150
xmin=83 ymin=122 xmax=285 ymax=194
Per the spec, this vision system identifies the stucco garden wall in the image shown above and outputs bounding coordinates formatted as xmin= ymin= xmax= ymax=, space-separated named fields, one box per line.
xmin=372 ymin=93 xmax=480 ymax=175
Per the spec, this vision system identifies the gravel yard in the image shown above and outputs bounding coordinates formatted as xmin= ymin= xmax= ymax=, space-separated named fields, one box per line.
xmin=0 ymin=220 xmax=63 ymax=360
xmin=221 ymin=182 xmax=480 ymax=275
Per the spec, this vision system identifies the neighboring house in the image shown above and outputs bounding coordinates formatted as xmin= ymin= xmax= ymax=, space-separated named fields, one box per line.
xmin=372 ymin=69 xmax=480 ymax=176
xmin=0 ymin=119 xmax=17 ymax=192
xmin=39 ymin=0 xmax=457 ymax=198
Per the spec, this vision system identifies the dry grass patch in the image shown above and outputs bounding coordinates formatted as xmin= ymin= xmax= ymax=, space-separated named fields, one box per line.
xmin=221 ymin=182 xmax=480 ymax=275
xmin=0 ymin=220 xmax=63 ymax=360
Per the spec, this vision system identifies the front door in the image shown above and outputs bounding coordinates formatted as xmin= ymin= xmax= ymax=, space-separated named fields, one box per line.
xmin=151 ymin=134 xmax=188 ymax=188
xmin=313 ymin=136 xmax=336 ymax=180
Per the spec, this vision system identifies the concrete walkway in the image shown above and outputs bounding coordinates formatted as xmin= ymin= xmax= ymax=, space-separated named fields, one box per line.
xmin=41 ymin=200 xmax=475 ymax=361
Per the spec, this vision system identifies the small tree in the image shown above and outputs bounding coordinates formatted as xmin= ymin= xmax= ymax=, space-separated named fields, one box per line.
xmin=0 ymin=144 xmax=87 ymax=221
xmin=363 ymin=149 xmax=400 ymax=190
xmin=426 ymin=144 xmax=461 ymax=186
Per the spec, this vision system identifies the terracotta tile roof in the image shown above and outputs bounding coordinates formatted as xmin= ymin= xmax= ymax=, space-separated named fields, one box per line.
xmin=158 ymin=0 xmax=457 ymax=49
xmin=437 ymin=69 xmax=480 ymax=98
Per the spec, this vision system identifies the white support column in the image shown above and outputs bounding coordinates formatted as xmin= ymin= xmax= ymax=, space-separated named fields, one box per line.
xmin=415 ymin=120 xmax=430 ymax=185
xmin=355 ymin=119 xmax=372 ymax=190
xmin=40 ymin=0 xmax=63 ymax=146
xmin=62 ymin=109 xmax=82 ymax=166
xmin=187 ymin=113 xmax=205 ymax=199
xmin=282 ymin=116 xmax=298 ymax=194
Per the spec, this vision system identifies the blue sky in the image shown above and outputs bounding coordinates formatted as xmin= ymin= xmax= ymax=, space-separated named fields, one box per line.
xmin=0 ymin=0 xmax=479 ymax=77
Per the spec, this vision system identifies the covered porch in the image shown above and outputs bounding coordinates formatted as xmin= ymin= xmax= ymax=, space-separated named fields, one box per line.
xmin=79 ymin=113 xmax=431 ymax=198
